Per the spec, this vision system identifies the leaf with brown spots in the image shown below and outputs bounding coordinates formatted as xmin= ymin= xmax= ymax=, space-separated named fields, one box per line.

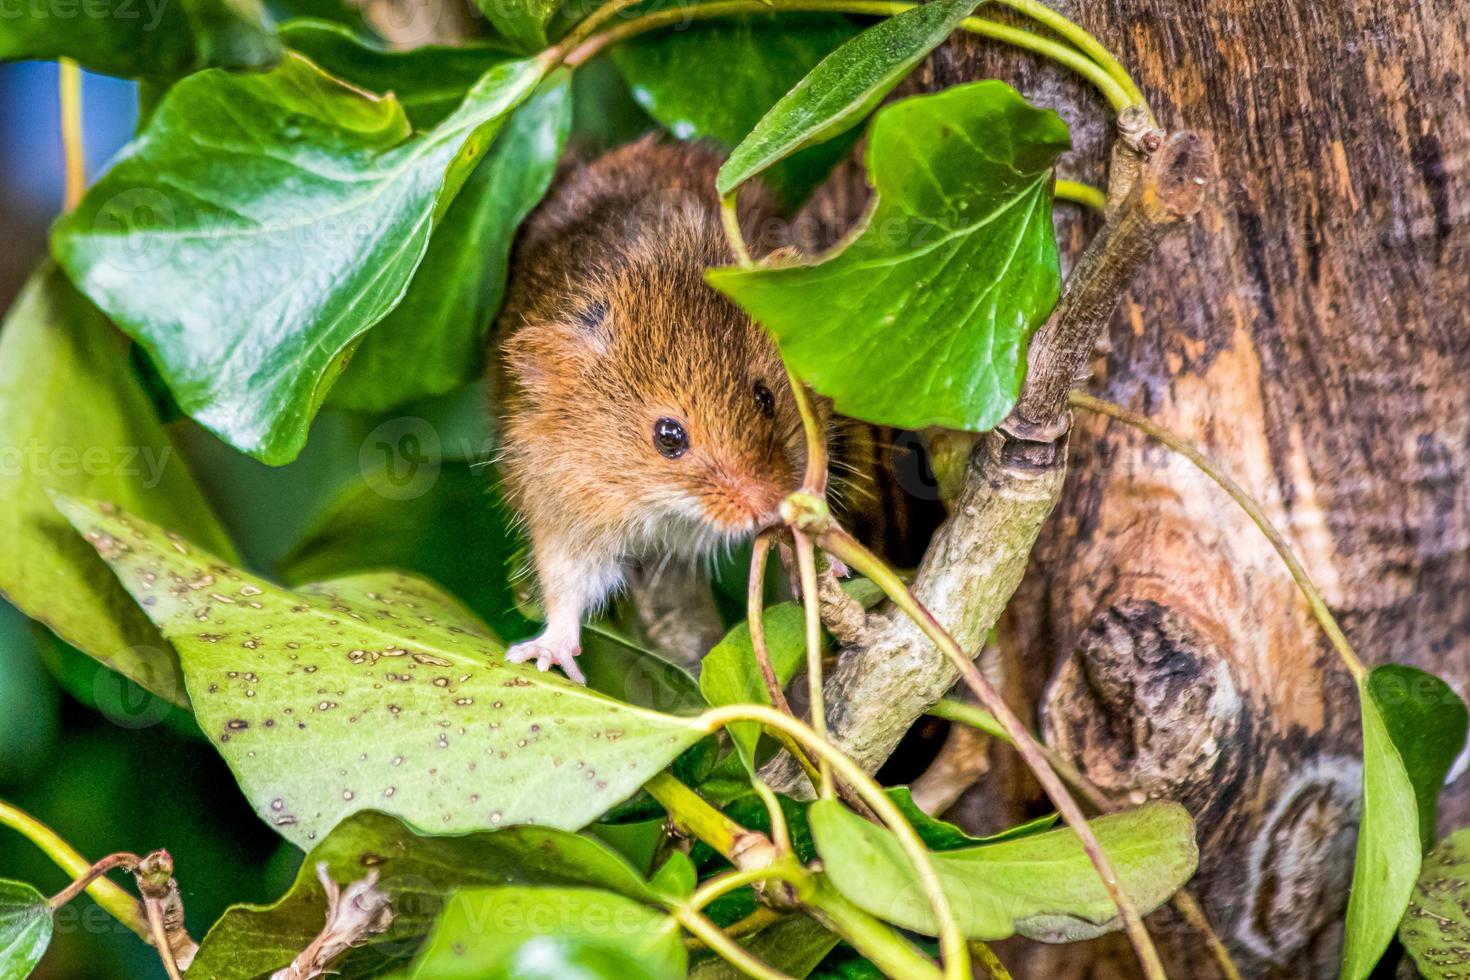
xmin=0 ymin=265 xmax=239 ymax=707
xmin=53 ymin=495 xmax=707 ymax=847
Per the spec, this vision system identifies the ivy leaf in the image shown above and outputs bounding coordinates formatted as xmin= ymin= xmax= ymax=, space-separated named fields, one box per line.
xmin=190 ymin=810 xmax=664 ymax=978
xmin=710 ymin=81 xmax=1069 ymax=432
xmin=611 ymin=14 xmax=861 ymax=207
xmin=279 ymin=19 xmax=512 ymax=129
xmin=1401 ymin=827 xmax=1470 ymax=979
xmin=715 ymin=0 xmax=980 ymax=195
xmin=808 ymin=800 xmax=1197 ymax=942
xmin=55 ymin=495 xmax=707 ymax=847
xmin=1342 ymin=665 xmax=1468 ymax=980
xmin=331 ymin=75 xmax=573 ymax=411
xmin=0 ymin=879 xmax=51 ymax=980
xmin=699 ymin=603 xmax=806 ymax=770
xmin=52 ymin=52 xmax=545 ymax=465
xmin=0 ymin=265 xmax=237 ymax=706
xmin=474 ymin=0 xmax=561 ymax=52
xmin=406 ymin=887 xmax=687 ymax=979
xmin=0 ymin=0 xmax=278 ymax=79
xmin=650 ymin=851 xmax=697 ymax=899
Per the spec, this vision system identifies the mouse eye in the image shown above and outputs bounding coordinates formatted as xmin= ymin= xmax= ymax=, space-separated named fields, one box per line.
xmin=653 ymin=417 xmax=689 ymax=459
xmin=753 ymin=381 xmax=775 ymax=419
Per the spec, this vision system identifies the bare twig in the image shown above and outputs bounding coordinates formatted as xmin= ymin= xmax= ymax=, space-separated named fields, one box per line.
xmin=134 ymin=850 xmax=197 ymax=976
xmin=1004 ymin=128 xmax=1212 ymax=444
xmin=271 ymin=864 xmax=393 ymax=980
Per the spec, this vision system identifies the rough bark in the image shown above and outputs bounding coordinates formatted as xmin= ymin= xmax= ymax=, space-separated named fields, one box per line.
xmin=801 ymin=1 xmax=1470 ymax=976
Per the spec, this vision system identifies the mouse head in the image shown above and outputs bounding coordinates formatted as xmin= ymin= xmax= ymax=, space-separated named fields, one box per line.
xmin=505 ymin=232 xmax=813 ymax=550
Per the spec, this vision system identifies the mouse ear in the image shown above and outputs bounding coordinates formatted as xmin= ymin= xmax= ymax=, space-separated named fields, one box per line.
xmin=573 ymin=298 xmax=609 ymax=333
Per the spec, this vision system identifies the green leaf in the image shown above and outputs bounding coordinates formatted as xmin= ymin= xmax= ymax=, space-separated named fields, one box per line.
xmin=56 ymin=495 xmax=707 ymax=847
xmin=699 ymin=603 xmax=806 ymax=770
xmin=710 ymin=80 xmax=1069 ymax=432
xmin=649 ymin=851 xmax=696 ymax=899
xmin=808 ymin=799 xmax=1197 ymax=942
xmin=1401 ymin=827 xmax=1470 ymax=979
xmin=190 ymin=810 xmax=664 ymax=978
xmin=474 ymin=0 xmax=561 ymax=52
xmin=280 ymin=19 xmax=511 ymax=128
xmin=0 ymin=0 xmax=278 ymax=79
xmin=0 ymin=265 xmax=237 ymax=706
xmin=611 ymin=14 xmax=861 ymax=207
xmin=407 ymin=886 xmax=687 ymax=979
xmin=716 ymin=0 xmax=980 ymax=195
xmin=0 ymin=879 xmax=51 ymax=980
xmin=1342 ymin=665 xmax=1468 ymax=980
xmin=279 ymin=462 xmax=534 ymax=643
xmin=52 ymin=52 xmax=545 ymax=465
xmin=332 ymin=76 xmax=574 ymax=411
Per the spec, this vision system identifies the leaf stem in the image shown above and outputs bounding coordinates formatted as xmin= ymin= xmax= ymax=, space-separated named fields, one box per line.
xmin=700 ymin=704 xmax=970 ymax=980
xmin=673 ymin=905 xmax=794 ymax=980
xmin=804 ymin=876 xmax=942 ymax=980
xmin=0 ymin=799 xmax=148 ymax=939
xmin=1068 ymin=391 xmax=1367 ymax=681
xmin=721 ymin=191 xmax=755 ymax=267
xmin=816 ymin=526 xmax=1167 ymax=980
xmin=748 ymin=529 xmax=826 ymax=789
xmin=562 ymin=0 xmax=1135 ymax=112
xmin=794 ymin=531 xmax=836 ymax=798
xmin=687 ymin=859 xmax=804 ymax=910
xmin=991 ymin=0 xmax=1150 ymax=118
xmin=59 ymin=58 xmax=84 ymax=211
xmin=750 ymin=777 xmax=795 ymax=855
xmin=784 ymin=362 xmax=829 ymax=497
xmin=971 ymin=939 xmax=1015 ymax=980
xmin=1055 ymin=178 xmax=1107 ymax=212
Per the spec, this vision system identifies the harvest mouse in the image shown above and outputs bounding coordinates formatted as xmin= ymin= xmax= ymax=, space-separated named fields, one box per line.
xmin=492 ymin=137 xmax=810 ymax=684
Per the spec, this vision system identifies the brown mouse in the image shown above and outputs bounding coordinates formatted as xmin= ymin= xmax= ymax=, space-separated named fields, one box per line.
xmin=492 ymin=137 xmax=808 ymax=683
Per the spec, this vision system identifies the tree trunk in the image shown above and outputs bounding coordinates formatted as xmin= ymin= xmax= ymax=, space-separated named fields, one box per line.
xmin=811 ymin=2 xmax=1470 ymax=976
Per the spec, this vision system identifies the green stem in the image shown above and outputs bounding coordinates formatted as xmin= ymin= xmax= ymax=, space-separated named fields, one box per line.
xmin=794 ymin=531 xmax=836 ymax=798
xmin=644 ymin=772 xmax=748 ymax=859
xmin=992 ymin=0 xmax=1150 ymax=116
xmin=805 ymin=876 xmax=943 ymax=980
xmin=927 ymin=698 xmax=1006 ymax=740
xmin=721 ymin=191 xmax=754 ymax=267
xmin=818 ymin=527 xmax=1167 ymax=980
xmin=674 ymin=905 xmax=793 ymax=980
xmin=970 ymin=939 xmax=1015 ymax=980
xmin=0 ymin=800 xmax=149 ymax=939
xmin=1069 ymin=391 xmax=1367 ymax=681
xmin=700 ymin=704 xmax=970 ymax=980
xmin=563 ymin=0 xmax=1134 ymax=112
xmin=688 ymin=859 xmax=804 ymax=910
xmin=1055 ymin=178 xmax=1108 ymax=212
xmin=59 ymin=58 xmax=84 ymax=211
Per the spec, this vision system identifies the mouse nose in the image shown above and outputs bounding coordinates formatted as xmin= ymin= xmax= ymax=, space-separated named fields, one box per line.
xmin=704 ymin=474 xmax=787 ymax=531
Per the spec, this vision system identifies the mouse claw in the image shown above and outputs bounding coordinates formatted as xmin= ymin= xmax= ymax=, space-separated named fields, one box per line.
xmin=827 ymin=555 xmax=851 ymax=579
xmin=506 ymin=638 xmax=586 ymax=686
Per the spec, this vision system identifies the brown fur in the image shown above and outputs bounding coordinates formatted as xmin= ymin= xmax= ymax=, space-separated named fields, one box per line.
xmin=490 ymin=137 xmax=808 ymax=673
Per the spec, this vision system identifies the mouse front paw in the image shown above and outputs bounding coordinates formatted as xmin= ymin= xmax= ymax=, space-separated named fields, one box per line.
xmin=506 ymin=636 xmax=586 ymax=685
